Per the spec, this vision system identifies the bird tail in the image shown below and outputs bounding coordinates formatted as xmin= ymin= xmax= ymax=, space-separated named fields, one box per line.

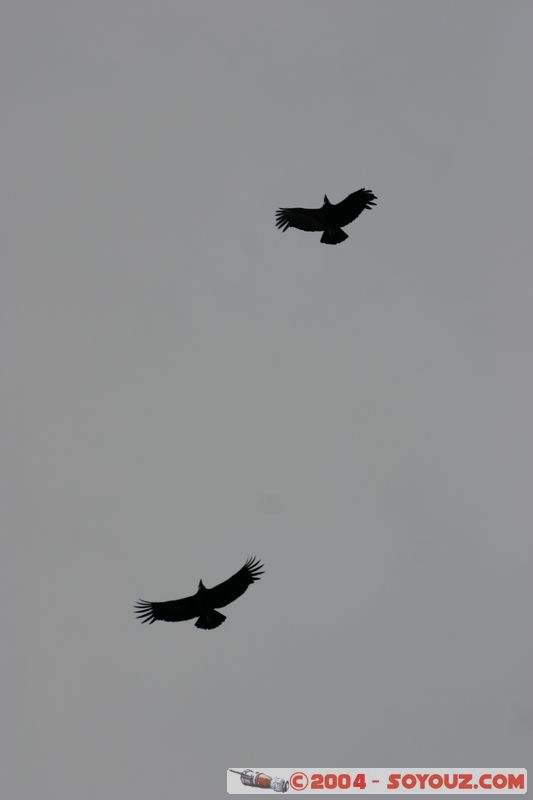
xmin=195 ymin=609 xmax=226 ymax=630
xmin=321 ymin=227 xmax=348 ymax=245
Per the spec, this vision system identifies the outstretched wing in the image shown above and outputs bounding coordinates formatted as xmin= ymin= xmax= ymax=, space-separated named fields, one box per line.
xmin=332 ymin=188 xmax=377 ymax=228
xmin=134 ymin=593 xmax=199 ymax=624
xmin=275 ymin=206 xmax=325 ymax=232
xmin=206 ymin=556 xmax=264 ymax=609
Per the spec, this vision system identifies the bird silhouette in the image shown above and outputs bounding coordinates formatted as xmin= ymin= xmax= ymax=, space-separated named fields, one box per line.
xmin=134 ymin=556 xmax=264 ymax=630
xmin=276 ymin=187 xmax=377 ymax=245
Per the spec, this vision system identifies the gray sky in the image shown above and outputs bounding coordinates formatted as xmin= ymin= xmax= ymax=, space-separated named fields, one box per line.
xmin=2 ymin=2 xmax=532 ymax=798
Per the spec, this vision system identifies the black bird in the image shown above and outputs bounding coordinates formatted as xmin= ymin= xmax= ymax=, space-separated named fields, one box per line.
xmin=134 ymin=556 xmax=264 ymax=630
xmin=275 ymin=187 xmax=377 ymax=245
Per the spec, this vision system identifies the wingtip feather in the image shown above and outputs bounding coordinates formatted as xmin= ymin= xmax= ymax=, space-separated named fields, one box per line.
xmin=134 ymin=598 xmax=157 ymax=624
xmin=245 ymin=555 xmax=264 ymax=581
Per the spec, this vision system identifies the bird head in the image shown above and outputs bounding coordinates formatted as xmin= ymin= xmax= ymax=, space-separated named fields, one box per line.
xmin=323 ymin=194 xmax=331 ymax=205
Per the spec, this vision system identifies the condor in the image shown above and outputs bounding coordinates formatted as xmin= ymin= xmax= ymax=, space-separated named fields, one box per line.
xmin=134 ymin=556 xmax=264 ymax=630
xmin=276 ymin=187 xmax=377 ymax=245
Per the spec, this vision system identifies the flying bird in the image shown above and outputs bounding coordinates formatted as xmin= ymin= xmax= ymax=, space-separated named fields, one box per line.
xmin=275 ymin=187 xmax=377 ymax=245
xmin=134 ymin=556 xmax=264 ymax=630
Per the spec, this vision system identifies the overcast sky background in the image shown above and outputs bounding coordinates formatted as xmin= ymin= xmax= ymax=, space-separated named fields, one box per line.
xmin=2 ymin=2 xmax=533 ymax=798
